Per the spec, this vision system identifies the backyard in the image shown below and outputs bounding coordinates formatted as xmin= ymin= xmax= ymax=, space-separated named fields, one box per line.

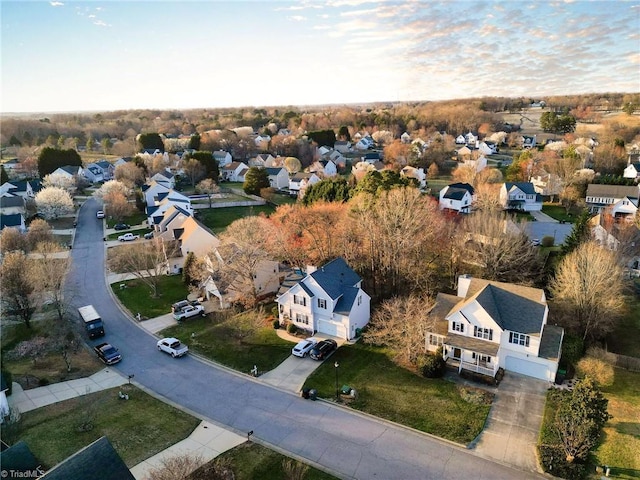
xmin=303 ymin=342 xmax=492 ymax=444
xmin=197 ymin=205 xmax=275 ymax=233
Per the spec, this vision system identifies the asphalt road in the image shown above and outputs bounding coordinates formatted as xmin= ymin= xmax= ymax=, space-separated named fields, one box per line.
xmin=66 ymin=198 xmax=545 ymax=480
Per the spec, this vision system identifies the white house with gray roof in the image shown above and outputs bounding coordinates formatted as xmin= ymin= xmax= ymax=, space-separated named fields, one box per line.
xmin=265 ymin=167 xmax=289 ymax=190
xmin=439 ymin=183 xmax=474 ymax=213
xmin=500 ymin=182 xmax=543 ymax=211
xmin=426 ymin=275 xmax=563 ymax=381
xmin=276 ymin=257 xmax=370 ymax=340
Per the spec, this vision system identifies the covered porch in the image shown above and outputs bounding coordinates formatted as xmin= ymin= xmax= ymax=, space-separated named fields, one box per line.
xmin=443 ymin=333 xmax=499 ymax=378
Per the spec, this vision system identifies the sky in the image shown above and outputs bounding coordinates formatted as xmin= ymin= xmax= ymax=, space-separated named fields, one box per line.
xmin=1 ymin=0 xmax=639 ymax=113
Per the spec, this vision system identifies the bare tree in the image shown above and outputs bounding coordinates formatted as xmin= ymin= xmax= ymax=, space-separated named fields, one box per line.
xmin=0 ymin=251 xmax=35 ymax=327
xmin=458 ymin=210 xmax=543 ymax=284
xmin=473 ymin=183 xmax=502 ymax=212
xmin=108 ymin=238 xmax=179 ymax=298
xmin=550 ymin=241 xmax=625 ymax=341
xmin=115 ymin=162 xmax=145 ymax=188
xmin=25 ymin=218 xmax=54 ymax=250
xmin=196 ymin=178 xmax=219 ymax=208
xmin=0 ymin=227 xmax=26 ymax=253
xmin=181 ymin=158 xmax=206 ymax=187
xmin=363 ymin=294 xmax=436 ymax=366
xmin=30 ymin=241 xmax=71 ymax=322
xmin=35 ymin=186 xmax=74 ymax=220
xmin=214 ymin=216 xmax=278 ymax=307
xmin=103 ymin=191 xmax=135 ymax=221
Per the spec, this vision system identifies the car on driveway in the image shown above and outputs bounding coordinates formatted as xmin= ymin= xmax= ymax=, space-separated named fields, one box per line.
xmin=171 ymin=299 xmax=201 ymax=313
xmin=309 ymin=339 xmax=338 ymax=360
xmin=118 ymin=233 xmax=139 ymax=242
xmin=157 ymin=337 xmax=189 ymax=358
xmin=94 ymin=342 xmax=122 ymax=365
xmin=144 ymin=231 xmax=154 ymax=240
xmin=113 ymin=223 xmax=130 ymax=230
xmin=173 ymin=304 xmax=205 ymax=321
xmin=292 ymin=338 xmax=317 ymax=358
xmin=96 ymin=210 xmax=105 ymax=219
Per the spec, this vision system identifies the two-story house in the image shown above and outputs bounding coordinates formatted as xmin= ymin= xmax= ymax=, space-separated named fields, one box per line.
xmin=277 ymin=258 xmax=370 ymax=340
xmin=500 ymin=182 xmax=543 ymax=211
xmin=265 ymin=167 xmax=289 ymax=190
xmin=221 ymin=162 xmax=249 ymax=182
xmin=427 ymin=275 xmax=563 ymax=381
xmin=288 ymin=172 xmax=320 ymax=198
xmin=585 ymin=184 xmax=640 ymax=214
xmin=439 ymin=183 xmax=475 ymax=214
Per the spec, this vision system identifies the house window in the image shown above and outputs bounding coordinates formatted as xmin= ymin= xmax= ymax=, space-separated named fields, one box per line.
xmin=357 ymin=295 xmax=362 ymax=306
xmin=429 ymin=334 xmax=443 ymax=347
xmin=509 ymin=331 xmax=530 ymax=347
xmin=472 ymin=353 xmax=491 ymax=363
xmin=293 ymin=295 xmax=306 ymax=306
xmin=279 ymin=305 xmax=284 ymax=313
xmin=473 ymin=326 xmax=493 ymax=341
xmin=452 ymin=321 xmax=464 ymax=333
xmin=295 ymin=313 xmax=309 ymax=325
xmin=318 ymin=298 xmax=327 ymax=309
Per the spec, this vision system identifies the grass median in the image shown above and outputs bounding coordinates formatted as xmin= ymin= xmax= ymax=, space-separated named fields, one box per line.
xmin=303 ymin=342 xmax=492 ymax=444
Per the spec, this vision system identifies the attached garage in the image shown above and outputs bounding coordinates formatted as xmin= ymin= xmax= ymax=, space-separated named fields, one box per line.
xmin=505 ymin=356 xmax=550 ymax=381
xmin=317 ymin=320 xmax=344 ymax=339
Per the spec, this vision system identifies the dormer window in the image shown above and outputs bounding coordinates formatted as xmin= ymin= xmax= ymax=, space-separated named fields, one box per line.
xmin=293 ymin=295 xmax=306 ymax=306
xmin=452 ymin=321 xmax=464 ymax=333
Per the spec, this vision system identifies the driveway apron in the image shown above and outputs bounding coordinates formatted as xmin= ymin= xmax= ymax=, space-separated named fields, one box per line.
xmin=471 ymin=372 xmax=548 ymax=472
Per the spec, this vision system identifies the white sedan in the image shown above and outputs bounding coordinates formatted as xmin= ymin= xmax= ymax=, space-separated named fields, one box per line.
xmin=292 ymin=338 xmax=317 ymax=358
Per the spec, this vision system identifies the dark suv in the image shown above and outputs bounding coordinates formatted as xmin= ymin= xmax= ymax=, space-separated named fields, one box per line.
xmin=309 ymin=339 xmax=338 ymax=360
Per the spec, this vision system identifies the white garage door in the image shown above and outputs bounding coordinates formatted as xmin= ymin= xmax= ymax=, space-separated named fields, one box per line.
xmin=317 ymin=320 xmax=342 ymax=338
xmin=505 ymin=356 xmax=549 ymax=381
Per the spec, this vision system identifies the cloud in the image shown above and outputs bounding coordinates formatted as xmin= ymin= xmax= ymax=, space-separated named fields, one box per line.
xmin=50 ymin=1 xmax=64 ymax=6
xmin=93 ymin=20 xmax=110 ymax=27
xmin=288 ymin=15 xmax=307 ymax=21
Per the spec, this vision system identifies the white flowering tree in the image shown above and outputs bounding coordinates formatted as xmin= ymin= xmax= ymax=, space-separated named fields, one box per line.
xmin=35 ymin=186 xmax=74 ymax=220
xmin=93 ymin=179 xmax=130 ymax=200
xmin=43 ymin=173 xmax=77 ymax=194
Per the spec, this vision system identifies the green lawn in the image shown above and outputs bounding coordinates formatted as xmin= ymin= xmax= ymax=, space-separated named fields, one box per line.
xmin=269 ymin=192 xmax=297 ymax=206
xmin=607 ymin=297 xmax=640 ymax=358
xmin=160 ymin=311 xmax=292 ymax=374
xmin=593 ymin=369 xmax=640 ymax=479
xmin=1 ymin=385 xmax=199 ymax=469
xmin=303 ymin=343 xmax=492 ymax=444
xmin=111 ymin=276 xmax=189 ymax=319
xmin=197 ymin=205 xmax=275 ymax=233
xmin=106 ymin=211 xmax=147 ymax=228
xmin=106 ymin=227 xmax=151 ymax=240
xmin=425 ymin=176 xmax=452 ymax=196
xmin=209 ymin=442 xmax=337 ymax=480
xmin=541 ymin=203 xmax=576 ymax=223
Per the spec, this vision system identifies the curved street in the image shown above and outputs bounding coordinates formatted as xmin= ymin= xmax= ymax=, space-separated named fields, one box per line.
xmin=66 ymin=198 xmax=544 ymax=480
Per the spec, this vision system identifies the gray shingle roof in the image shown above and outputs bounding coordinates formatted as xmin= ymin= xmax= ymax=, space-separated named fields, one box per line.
xmin=0 ymin=213 xmax=24 ymax=229
xmin=265 ymin=167 xmax=284 ymax=175
xmin=539 ymin=325 xmax=564 ymax=360
xmin=0 ymin=441 xmax=40 ymax=473
xmin=0 ymin=196 xmax=25 ymax=208
xmin=505 ymin=182 xmax=537 ymax=195
xmin=309 ymin=257 xmax=360 ymax=300
xmin=40 ymin=436 xmax=135 ymax=480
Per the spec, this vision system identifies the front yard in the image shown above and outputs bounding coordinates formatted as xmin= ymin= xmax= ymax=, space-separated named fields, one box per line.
xmin=110 ymin=275 xmax=189 ymax=319
xmin=160 ymin=310 xmax=292 ymax=374
xmin=1 ymin=385 xmax=199 ymax=469
xmin=303 ymin=342 xmax=492 ymax=444
xmin=541 ymin=203 xmax=577 ymax=223
xmin=105 ymin=211 xmax=147 ymax=228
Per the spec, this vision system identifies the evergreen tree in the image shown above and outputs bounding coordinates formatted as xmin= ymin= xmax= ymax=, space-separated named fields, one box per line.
xmin=243 ymin=167 xmax=270 ymax=195
xmin=37 ymin=147 xmax=82 ymax=177
xmin=189 ymin=133 xmax=201 ymax=150
xmin=0 ymin=165 xmax=9 ymax=184
xmin=302 ymin=178 xmax=352 ymax=206
xmin=138 ymin=133 xmax=165 ymax=152
xmin=561 ymin=210 xmax=591 ymax=255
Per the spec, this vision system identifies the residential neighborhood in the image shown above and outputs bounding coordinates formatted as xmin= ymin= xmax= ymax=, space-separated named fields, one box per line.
xmin=1 ymin=92 xmax=639 ymax=480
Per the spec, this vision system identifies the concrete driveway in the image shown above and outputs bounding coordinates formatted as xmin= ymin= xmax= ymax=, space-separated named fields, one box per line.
xmin=260 ymin=336 xmax=344 ymax=393
xmin=471 ymin=372 xmax=549 ymax=473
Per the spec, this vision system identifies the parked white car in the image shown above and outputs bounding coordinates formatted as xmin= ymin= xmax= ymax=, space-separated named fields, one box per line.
xmin=118 ymin=233 xmax=140 ymax=242
xmin=157 ymin=337 xmax=189 ymax=358
xmin=292 ymin=338 xmax=317 ymax=358
xmin=173 ymin=304 xmax=205 ymax=321
xmin=96 ymin=210 xmax=105 ymax=219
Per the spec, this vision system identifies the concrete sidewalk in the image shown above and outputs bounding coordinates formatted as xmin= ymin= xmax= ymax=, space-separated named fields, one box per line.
xmin=130 ymin=421 xmax=246 ymax=479
xmin=8 ymin=368 xmax=127 ymax=413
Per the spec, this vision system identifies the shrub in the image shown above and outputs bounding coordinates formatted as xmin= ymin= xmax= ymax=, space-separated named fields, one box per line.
xmin=538 ymin=444 xmax=586 ymax=480
xmin=421 ymin=348 xmax=445 ymax=378
xmin=576 ymin=357 xmax=614 ymax=387
xmin=560 ymin=334 xmax=584 ymax=369
xmin=286 ymin=323 xmax=298 ymax=334
xmin=271 ymin=305 xmax=279 ymax=317
xmin=541 ymin=235 xmax=555 ymax=247
xmin=272 ymin=319 xmax=280 ymax=330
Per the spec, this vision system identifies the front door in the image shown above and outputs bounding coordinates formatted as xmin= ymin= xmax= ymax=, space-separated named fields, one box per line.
xmin=453 ymin=348 xmax=461 ymax=360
